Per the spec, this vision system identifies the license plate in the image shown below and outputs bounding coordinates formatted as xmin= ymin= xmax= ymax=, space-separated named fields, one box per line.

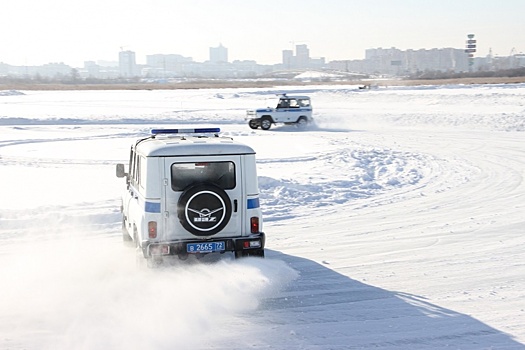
xmin=187 ymin=241 xmax=225 ymax=253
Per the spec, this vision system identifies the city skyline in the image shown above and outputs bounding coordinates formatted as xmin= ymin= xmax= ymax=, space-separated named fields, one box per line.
xmin=1 ymin=39 xmax=523 ymax=71
xmin=2 ymin=0 xmax=524 ymax=68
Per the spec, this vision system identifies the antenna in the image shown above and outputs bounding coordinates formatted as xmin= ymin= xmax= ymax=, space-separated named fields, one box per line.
xmin=289 ymin=40 xmax=308 ymax=48
xmin=465 ymin=34 xmax=476 ymax=72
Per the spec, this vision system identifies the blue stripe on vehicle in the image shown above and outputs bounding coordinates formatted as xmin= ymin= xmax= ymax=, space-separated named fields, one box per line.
xmin=247 ymin=198 xmax=260 ymax=209
xmin=145 ymin=201 xmax=161 ymax=213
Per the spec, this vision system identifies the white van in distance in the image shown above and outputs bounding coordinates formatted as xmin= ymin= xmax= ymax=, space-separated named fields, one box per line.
xmin=116 ymin=128 xmax=265 ymax=265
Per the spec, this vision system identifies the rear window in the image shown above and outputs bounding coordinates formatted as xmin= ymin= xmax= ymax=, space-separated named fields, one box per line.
xmin=171 ymin=162 xmax=236 ymax=191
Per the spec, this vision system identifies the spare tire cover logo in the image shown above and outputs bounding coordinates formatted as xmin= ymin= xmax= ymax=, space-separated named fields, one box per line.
xmin=177 ymin=183 xmax=232 ymax=236
xmin=185 ymin=191 xmax=226 ymax=231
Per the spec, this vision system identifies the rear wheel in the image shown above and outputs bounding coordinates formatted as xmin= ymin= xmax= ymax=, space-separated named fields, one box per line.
xmin=147 ymin=256 xmax=163 ymax=268
xmin=235 ymin=249 xmax=265 ymax=259
xmin=122 ymin=216 xmax=132 ymax=242
xmin=133 ymin=226 xmax=147 ymax=267
xmin=296 ymin=116 xmax=307 ymax=128
xmin=260 ymin=117 xmax=272 ymax=130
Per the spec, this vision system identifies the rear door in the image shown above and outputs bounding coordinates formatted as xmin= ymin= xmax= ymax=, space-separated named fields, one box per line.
xmin=162 ymin=156 xmax=243 ymax=241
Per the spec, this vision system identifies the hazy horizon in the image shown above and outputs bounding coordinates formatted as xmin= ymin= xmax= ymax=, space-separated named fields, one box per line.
xmin=2 ymin=0 xmax=524 ymax=67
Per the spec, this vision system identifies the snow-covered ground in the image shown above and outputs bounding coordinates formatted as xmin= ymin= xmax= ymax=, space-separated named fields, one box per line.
xmin=0 ymin=84 xmax=524 ymax=349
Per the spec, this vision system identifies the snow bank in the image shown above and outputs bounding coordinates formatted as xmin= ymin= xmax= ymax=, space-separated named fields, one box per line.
xmin=0 ymin=90 xmax=25 ymax=96
xmin=258 ymin=146 xmax=427 ymax=221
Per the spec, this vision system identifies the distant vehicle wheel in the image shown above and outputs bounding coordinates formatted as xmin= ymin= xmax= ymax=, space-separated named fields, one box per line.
xmin=261 ymin=117 xmax=272 ymax=130
xmin=248 ymin=119 xmax=259 ymax=129
xmin=296 ymin=116 xmax=307 ymax=128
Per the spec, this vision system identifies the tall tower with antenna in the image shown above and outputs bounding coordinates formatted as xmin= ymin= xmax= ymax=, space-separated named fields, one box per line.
xmin=465 ymin=34 xmax=476 ymax=72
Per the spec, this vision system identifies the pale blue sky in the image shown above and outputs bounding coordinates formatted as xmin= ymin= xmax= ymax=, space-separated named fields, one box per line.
xmin=1 ymin=0 xmax=524 ymax=67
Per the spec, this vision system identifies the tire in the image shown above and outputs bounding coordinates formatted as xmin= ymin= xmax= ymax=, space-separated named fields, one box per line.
xmin=122 ymin=216 xmax=132 ymax=242
xmin=260 ymin=117 xmax=272 ymax=130
xmin=177 ymin=183 xmax=232 ymax=236
xmin=296 ymin=116 xmax=307 ymax=128
xmin=235 ymin=249 xmax=265 ymax=259
xmin=147 ymin=256 xmax=163 ymax=268
xmin=134 ymin=226 xmax=147 ymax=267
xmin=133 ymin=226 xmax=138 ymax=247
xmin=248 ymin=119 xmax=259 ymax=129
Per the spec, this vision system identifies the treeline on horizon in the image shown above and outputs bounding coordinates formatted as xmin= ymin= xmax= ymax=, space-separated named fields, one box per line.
xmin=408 ymin=67 xmax=525 ymax=80
xmin=1 ymin=67 xmax=525 ymax=87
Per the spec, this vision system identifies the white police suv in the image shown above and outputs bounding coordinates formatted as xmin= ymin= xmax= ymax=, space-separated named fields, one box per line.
xmin=246 ymin=94 xmax=313 ymax=130
xmin=116 ymin=128 xmax=265 ymax=264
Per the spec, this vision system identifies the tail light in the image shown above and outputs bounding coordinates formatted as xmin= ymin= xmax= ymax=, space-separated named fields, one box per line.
xmin=150 ymin=244 xmax=170 ymax=255
xmin=148 ymin=221 xmax=157 ymax=238
xmin=250 ymin=217 xmax=259 ymax=233
xmin=243 ymin=240 xmax=261 ymax=249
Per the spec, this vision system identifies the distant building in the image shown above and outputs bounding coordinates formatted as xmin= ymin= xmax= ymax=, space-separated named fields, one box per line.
xmin=281 ymin=44 xmax=324 ymax=70
xmin=34 ymin=62 xmax=73 ymax=78
xmin=145 ymin=54 xmax=193 ymax=77
xmin=97 ymin=60 xmax=118 ymax=67
xmin=1 ymin=42 xmax=521 ymax=81
xmin=365 ymin=47 xmax=409 ymax=75
xmin=79 ymin=61 xmax=119 ymax=79
xmin=209 ymin=44 xmax=228 ymax=63
xmin=84 ymin=61 xmax=100 ymax=77
xmin=282 ymin=49 xmax=294 ymax=69
xmin=295 ymin=44 xmax=310 ymax=68
xmin=357 ymin=47 xmax=469 ymax=75
xmin=473 ymin=53 xmax=525 ymax=71
xmin=0 ymin=62 xmax=9 ymax=76
xmin=119 ymin=50 xmax=138 ymax=77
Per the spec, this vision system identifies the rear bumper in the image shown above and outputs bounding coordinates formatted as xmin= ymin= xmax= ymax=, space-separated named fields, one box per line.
xmin=142 ymin=232 xmax=265 ymax=257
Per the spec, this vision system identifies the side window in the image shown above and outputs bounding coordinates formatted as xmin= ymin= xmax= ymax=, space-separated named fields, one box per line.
xmin=289 ymin=99 xmax=298 ymax=108
xmin=277 ymin=99 xmax=290 ymax=109
xmin=128 ymin=148 xmax=135 ymax=182
xmin=139 ymin=156 xmax=147 ymax=188
xmin=128 ymin=148 xmax=146 ymax=189
xmin=298 ymin=99 xmax=310 ymax=107
xmin=135 ymin=156 xmax=140 ymax=185
xmin=129 ymin=152 xmax=140 ymax=186
xmin=171 ymin=162 xmax=236 ymax=191
xmin=134 ymin=154 xmax=141 ymax=186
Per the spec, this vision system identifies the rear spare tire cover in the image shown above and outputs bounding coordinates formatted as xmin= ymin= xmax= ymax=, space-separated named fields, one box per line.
xmin=177 ymin=183 xmax=232 ymax=236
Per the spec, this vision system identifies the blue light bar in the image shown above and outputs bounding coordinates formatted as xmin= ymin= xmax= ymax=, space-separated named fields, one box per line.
xmin=151 ymin=128 xmax=221 ymax=135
